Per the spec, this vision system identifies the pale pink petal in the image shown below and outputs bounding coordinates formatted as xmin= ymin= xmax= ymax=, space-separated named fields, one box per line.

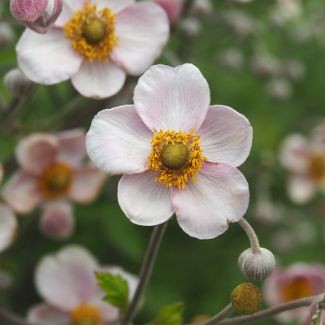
xmin=69 ymin=166 xmax=106 ymax=203
xmin=155 ymin=0 xmax=184 ymax=24
xmin=111 ymin=2 xmax=169 ymax=75
xmin=0 ymin=205 xmax=17 ymax=253
xmin=279 ymin=134 xmax=310 ymax=173
xmin=1 ymin=171 xmax=41 ymax=214
xmin=133 ymin=64 xmax=210 ymax=132
xmin=36 ymin=245 xmax=98 ymax=311
xmin=198 ymin=105 xmax=253 ymax=167
xmin=16 ymin=133 xmax=58 ymax=175
xmin=86 ymin=105 xmax=152 ymax=175
xmin=71 ymin=61 xmax=126 ymax=99
xmin=97 ymin=0 xmax=135 ymax=13
xmin=55 ymin=0 xmax=83 ymax=27
xmin=172 ymin=162 xmax=249 ymax=239
xmin=27 ymin=304 xmax=70 ymax=325
xmin=118 ymin=171 xmax=173 ymax=226
xmin=288 ymin=175 xmax=316 ymax=204
xmin=40 ymin=201 xmax=74 ymax=239
xmin=16 ymin=29 xmax=82 ymax=85
xmin=57 ymin=128 xmax=86 ymax=167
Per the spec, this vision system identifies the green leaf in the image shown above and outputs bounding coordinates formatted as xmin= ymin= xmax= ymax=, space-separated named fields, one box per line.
xmin=96 ymin=272 xmax=129 ymax=312
xmin=153 ymin=302 xmax=185 ymax=325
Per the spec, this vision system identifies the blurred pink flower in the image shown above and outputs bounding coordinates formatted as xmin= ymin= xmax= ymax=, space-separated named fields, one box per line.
xmin=1 ymin=129 xmax=106 ymax=239
xmin=279 ymin=126 xmax=325 ymax=204
xmin=27 ymin=245 xmax=138 ymax=324
xmin=264 ymin=263 xmax=325 ymax=323
xmin=86 ymin=64 xmax=252 ymax=240
xmin=154 ymin=0 xmax=184 ymax=24
xmin=10 ymin=0 xmax=62 ymax=33
xmin=16 ymin=0 xmax=169 ymax=98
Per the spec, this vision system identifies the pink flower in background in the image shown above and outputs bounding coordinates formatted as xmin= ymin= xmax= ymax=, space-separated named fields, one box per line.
xmin=2 ymin=129 xmax=106 ymax=239
xmin=154 ymin=0 xmax=184 ymax=24
xmin=27 ymin=245 xmax=138 ymax=324
xmin=10 ymin=0 xmax=62 ymax=33
xmin=264 ymin=263 xmax=325 ymax=323
xmin=16 ymin=0 xmax=169 ymax=98
xmin=279 ymin=124 xmax=325 ymax=203
xmin=86 ymin=64 xmax=252 ymax=240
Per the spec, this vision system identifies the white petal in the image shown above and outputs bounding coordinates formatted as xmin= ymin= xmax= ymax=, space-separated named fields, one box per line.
xmin=133 ymin=64 xmax=210 ymax=132
xmin=172 ymin=162 xmax=249 ymax=239
xmin=198 ymin=105 xmax=253 ymax=167
xmin=27 ymin=304 xmax=70 ymax=325
xmin=111 ymin=2 xmax=169 ymax=75
xmin=97 ymin=0 xmax=135 ymax=13
xmin=36 ymin=245 xmax=98 ymax=311
xmin=86 ymin=105 xmax=152 ymax=175
xmin=0 ymin=205 xmax=17 ymax=253
xmin=71 ymin=61 xmax=126 ymax=99
xmin=288 ymin=175 xmax=315 ymax=204
xmin=17 ymin=28 xmax=82 ymax=85
xmin=118 ymin=171 xmax=173 ymax=226
xmin=55 ymin=0 xmax=83 ymax=26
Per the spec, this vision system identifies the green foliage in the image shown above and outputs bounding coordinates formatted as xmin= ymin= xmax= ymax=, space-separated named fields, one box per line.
xmin=153 ymin=302 xmax=185 ymax=325
xmin=96 ymin=272 xmax=129 ymax=313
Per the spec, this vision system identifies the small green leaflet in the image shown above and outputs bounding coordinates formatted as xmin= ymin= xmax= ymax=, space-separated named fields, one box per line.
xmin=96 ymin=272 xmax=129 ymax=312
xmin=153 ymin=302 xmax=185 ymax=325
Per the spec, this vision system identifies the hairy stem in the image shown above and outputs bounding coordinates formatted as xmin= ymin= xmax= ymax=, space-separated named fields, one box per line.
xmin=122 ymin=222 xmax=168 ymax=325
xmin=238 ymin=219 xmax=261 ymax=254
xmin=203 ymin=304 xmax=234 ymax=325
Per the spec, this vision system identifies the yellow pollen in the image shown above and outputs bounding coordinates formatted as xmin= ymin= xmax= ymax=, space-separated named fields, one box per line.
xmin=63 ymin=1 xmax=117 ymax=62
xmin=308 ymin=154 xmax=325 ymax=183
xmin=38 ymin=162 xmax=73 ymax=200
xmin=148 ymin=130 xmax=205 ymax=189
xmin=70 ymin=304 xmax=101 ymax=325
xmin=281 ymin=277 xmax=315 ymax=302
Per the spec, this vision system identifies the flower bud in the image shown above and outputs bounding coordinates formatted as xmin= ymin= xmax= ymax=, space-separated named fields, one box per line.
xmin=238 ymin=247 xmax=276 ymax=281
xmin=191 ymin=0 xmax=213 ymax=18
xmin=4 ymin=68 xmax=36 ymax=97
xmin=155 ymin=0 xmax=184 ymax=25
xmin=0 ymin=23 xmax=15 ymax=48
xmin=10 ymin=0 xmax=62 ymax=34
xmin=266 ymin=78 xmax=293 ymax=101
xmin=231 ymin=283 xmax=262 ymax=314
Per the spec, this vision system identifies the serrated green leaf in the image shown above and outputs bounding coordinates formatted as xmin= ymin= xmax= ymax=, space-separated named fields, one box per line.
xmin=153 ymin=302 xmax=184 ymax=325
xmin=96 ymin=272 xmax=129 ymax=312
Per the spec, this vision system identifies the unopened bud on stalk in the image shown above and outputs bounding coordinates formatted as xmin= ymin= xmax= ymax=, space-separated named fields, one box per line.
xmin=231 ymin=283 xmax=262 ymax=314
xmin=238 ymin=247 xmax=276 ymax=281
xmin=0 ymin=23 xmax=15 ymax=48
xmin=4 ymin=68 xmax=36 ymax=97
xmin=191 ymin=0 xmax=213 ymax=18
xmin=10 ymin=0 xmax=62 ymax=34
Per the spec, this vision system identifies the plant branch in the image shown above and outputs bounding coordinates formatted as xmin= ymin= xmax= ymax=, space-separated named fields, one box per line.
xmin=238 ymin=219 xmax=261 ymax=254
xmin=121 ymin=222 xmax=169 ymax=325
xmin=203 ymin=304 xmax=234 ymax=325
xmin=0 ymin=306 xmax=31 ymax=325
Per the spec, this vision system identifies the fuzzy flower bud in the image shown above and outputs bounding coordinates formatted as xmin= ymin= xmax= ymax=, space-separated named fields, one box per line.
xmin=238 ymin=247 xmax=276 ymax=281
xmin=4 ymin=68 xmax=36 ymax=97
xmin=10 ymin=0 xmax=62 ymax=34
xmin=0 ymin=23 xmax=15 ymax=48
xmin=231 ymin=283 xmax=262 ymax=314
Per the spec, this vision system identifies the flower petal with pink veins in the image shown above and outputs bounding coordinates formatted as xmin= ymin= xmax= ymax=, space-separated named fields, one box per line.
xmin=288 ymin=175 xmax=315 ymax=204
xmin=111 ymin=2 xmax=169 ymax=76
xmin=2 ymin=171 xmax=41 ymax=214
xmin=0 ymin=205 xmax=17 ymax=253
xmin=27 ymin=303 xmax=70 ymax=325
xmin=279 ymin=134 xmax=310 ymax=173
xmin=118 ymin=171 xmax=173 ymax=226
xmin=71 ymin=61 xmax=126 ymax=99
xmin=16 ymin=28 xmax=82 ymax=85
xmin=40 ymin=201 xmax=74 ymax=239
xmin=172 ymin=162 xmax=249 ymax=239
xmin=69 ymin=166 xmax=106 ymax=203
xmin=198 ymin=105 xmax=253 ymax=167
xmin=57 ymin=128 xmax=86 ymax=167
xmin=133 ymin=64 xmax=210 ymax=132
xmin=55 ymin=0 xmax=83 ymax=27
xmin=97 ymin=0 xmax=135 ymax=13
xmin=86 ymin=105 xmax=152 ymax=175
xmin=36 ymin=245 xmax=98 ymax=311
xmin=16 ymin=133 xmax=58 ymax=175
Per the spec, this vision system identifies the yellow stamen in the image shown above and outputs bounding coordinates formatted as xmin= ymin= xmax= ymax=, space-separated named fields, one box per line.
xmin=70 ymin=304 xmax=101 ymax=325
xmin=281 ymin=277 xmax=314 ymax=302
xmin=148 ymin=130 xmax=205 ymax=189
xmin=38 ymin=162 xmax=73 ymax=200
xmin=308 ymin=154 xmax=325 ymax=183
xmin=63 ymin=1 xmax=117 ymax=62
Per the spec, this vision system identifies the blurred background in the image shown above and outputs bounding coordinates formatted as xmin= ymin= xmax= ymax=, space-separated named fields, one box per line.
xmin=1 ymin=0 xmax=325 ymax=324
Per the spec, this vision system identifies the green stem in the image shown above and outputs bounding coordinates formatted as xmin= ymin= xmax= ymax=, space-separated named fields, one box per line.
xmin=238 ymin=219 xmax=261 ymax=254
xmin=203 ymin=304 xmax=234 ymax=325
